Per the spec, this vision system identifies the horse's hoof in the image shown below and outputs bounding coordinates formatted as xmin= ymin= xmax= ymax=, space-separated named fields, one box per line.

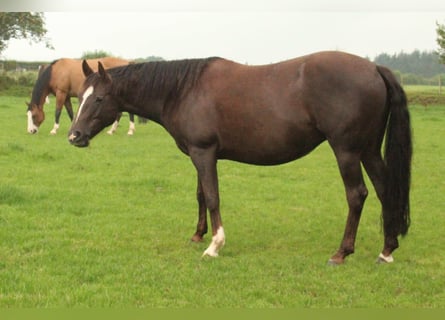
xmin=50 ymin=130 xmax=57 ymax=135
xmin=327 ymin=259 xmax=343 ymax=266
xmin=327 ymin=255 xmax=345 ymax=265
xmin=376 ymin=253 xmax=394 ymax=264
xmin=202 ymin=249 xmax=218 ymax=258
xmin=191 ymin=235 xmax=204 ymax=242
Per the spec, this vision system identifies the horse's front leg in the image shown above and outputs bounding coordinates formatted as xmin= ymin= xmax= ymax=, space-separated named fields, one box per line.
xmin=51 ymin=91 xmax=68 ymax=135
xmin=107 ymin=112 xmax=122 ymax=135
xmin=191 ymin=177 xmax=208 ymax=242
xmin=127 ymin=113 xmax=136 ymax=135
xmin=189 ymin=146 xmax=225 ymax=257
xmin=65 ymin=97 xmax=74 ymax=122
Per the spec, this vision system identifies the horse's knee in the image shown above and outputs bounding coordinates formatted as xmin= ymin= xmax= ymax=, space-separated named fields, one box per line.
xmin=358 ymin=184 xmax=368 ymax=201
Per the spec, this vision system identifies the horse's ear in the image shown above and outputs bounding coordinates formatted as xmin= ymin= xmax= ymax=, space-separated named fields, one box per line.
xmin=98 ymin=62 xmax=112 ymax=82
xmin=82 ymin=60 xmax=94 ymax=77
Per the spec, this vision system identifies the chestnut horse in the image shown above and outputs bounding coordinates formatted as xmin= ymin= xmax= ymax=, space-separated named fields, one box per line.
xmin=68 ymin=51 xmax=412 ymax=264
xmin=27 ymin=57 xmax=136 ymax=135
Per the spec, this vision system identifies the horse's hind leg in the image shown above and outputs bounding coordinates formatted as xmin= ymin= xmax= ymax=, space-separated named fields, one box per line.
xmin=329 ymin=150 xmax=368 ymax=265
xmin=362 ymin=151 xmax=398 ymax=263
xmin=191 ymin=177 xmax=208 ymax=242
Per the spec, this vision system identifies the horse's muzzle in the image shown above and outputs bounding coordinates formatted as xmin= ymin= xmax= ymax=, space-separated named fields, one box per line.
xmin=68 ymin=131 xmax=90 ymax=147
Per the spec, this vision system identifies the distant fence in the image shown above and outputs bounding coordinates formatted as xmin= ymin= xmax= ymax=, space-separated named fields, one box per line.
xmin=0 ymin=60 xmax=48 ymax=72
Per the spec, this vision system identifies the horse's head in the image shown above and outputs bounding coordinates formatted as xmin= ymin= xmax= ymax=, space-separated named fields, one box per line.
xmin=68 ymin=61 xmax=120 ymax=147
xmin=26 ymin=102 xmax=45 ymax=134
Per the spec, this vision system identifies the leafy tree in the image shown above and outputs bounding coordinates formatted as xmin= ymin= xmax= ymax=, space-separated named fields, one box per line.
xmin=0 ymin=12 xmax=52 ymax=54
xmin=436 ymin=21 xmax=445 ymax=65
xmin=81 ymin=50 xmax=113 ymax=59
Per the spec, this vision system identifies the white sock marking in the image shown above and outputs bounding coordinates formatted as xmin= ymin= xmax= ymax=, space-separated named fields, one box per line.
xmin=378 ymin=253 xmax=394 ymax=263
xmin=203 ymin=227 xmax=225 ymax=257
xmin=75 ymin=86 xmax=94 ymax=124
xmin=127 ymin=121 xmax=135 ymax=135
xmin=50 ymin=123 xmax=59 ymax=135
xmin=107 ymin=120 xmax=119 ymax=135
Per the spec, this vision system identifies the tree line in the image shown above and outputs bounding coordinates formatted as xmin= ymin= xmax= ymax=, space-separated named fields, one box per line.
xmin=373 ymin=50 xmax=445 ymax=85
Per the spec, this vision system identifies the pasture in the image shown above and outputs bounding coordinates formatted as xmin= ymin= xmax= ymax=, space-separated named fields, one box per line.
xmin=0 ymin=95 xmax=444 ymax=307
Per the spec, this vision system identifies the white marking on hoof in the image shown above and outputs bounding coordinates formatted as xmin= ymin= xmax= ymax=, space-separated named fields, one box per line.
xmin=377 ymin=253 xmax=394 ymax=263
xmin=202 ymin=227 xmax=225 ymax=257
xmin=107 ymin=120 xmax=119 ymax=135
xmin=127 ymin=121 xmax=135 ymax=135
xmin=27 ymin=111 xmax=38 ymax=134
xmin=50 ymin=123 xmax=59 ymax=135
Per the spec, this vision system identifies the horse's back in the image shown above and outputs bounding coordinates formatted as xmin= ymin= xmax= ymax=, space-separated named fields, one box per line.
xmin=51 ymin=57 xmax=130 ymax=96
xmin=175 ymin=52 xmax=388 ymax=164
xmin=95 ymin=57 xmax=130 ymax=68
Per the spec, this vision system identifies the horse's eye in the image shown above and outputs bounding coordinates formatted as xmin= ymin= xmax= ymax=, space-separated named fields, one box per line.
xmin=95 ymin=96 xmax=103 ymax=103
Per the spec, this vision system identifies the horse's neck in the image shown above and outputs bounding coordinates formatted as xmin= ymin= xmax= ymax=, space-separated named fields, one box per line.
xmin=32 ymin=87 xmax=50 ymax=108
xmin=118 ymin=90 xmax=165 ymax=126
xmin=114 ymin=73 xmax=173 ymax=126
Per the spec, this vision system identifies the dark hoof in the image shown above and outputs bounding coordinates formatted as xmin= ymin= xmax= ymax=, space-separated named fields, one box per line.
xmin=191 ymin=234 xmax=204 ymax=242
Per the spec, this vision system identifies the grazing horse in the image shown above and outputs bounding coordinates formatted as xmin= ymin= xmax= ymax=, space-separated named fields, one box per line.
xmin=68 ymin=51 xmax=412 ymax=264
xmin=27 ymin=57 xmax=136 ymax=135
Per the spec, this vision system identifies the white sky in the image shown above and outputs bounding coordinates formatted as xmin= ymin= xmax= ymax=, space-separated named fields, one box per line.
xmin=2 ymin=0 xmax=445 ymax=64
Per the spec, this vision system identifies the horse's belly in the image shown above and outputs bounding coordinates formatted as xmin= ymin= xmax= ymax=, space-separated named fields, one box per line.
xmin=217 ymin=133 xmax=325 ymax=166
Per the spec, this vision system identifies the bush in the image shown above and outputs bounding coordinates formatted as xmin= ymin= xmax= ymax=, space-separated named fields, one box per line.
xmin=0 ymin=70 xmax=37 ymax=96
xmin=405 ymin=87 xmax=445 ymax=107
xmin=0 ymin=72 xmax=14 ymax=91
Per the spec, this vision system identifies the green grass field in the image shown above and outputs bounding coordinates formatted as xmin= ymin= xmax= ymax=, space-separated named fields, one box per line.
xmin=0 ymin=95 xmax=444 ymax=307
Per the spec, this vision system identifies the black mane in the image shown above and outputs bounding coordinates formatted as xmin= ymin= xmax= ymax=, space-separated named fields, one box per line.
xmin=30 ymin=59 xmax=58 ymax=107
xmin=85 ymin=57 xmax=221 ymax=106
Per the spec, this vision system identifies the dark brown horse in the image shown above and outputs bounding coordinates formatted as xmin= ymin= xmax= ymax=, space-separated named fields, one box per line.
xmin=27 ymin=57 xmax=136 ymax=135
xmin=68 ymin=51 xmax=412 ymax=264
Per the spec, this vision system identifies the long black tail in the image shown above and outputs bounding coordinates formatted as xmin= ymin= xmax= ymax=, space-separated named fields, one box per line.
xmin=377 ymin=65 xmax=412 ymax=237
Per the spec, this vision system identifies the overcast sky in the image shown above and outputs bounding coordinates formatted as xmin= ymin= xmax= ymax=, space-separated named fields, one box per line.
xmin=2 ymin=0 xmax=445 ymax=64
